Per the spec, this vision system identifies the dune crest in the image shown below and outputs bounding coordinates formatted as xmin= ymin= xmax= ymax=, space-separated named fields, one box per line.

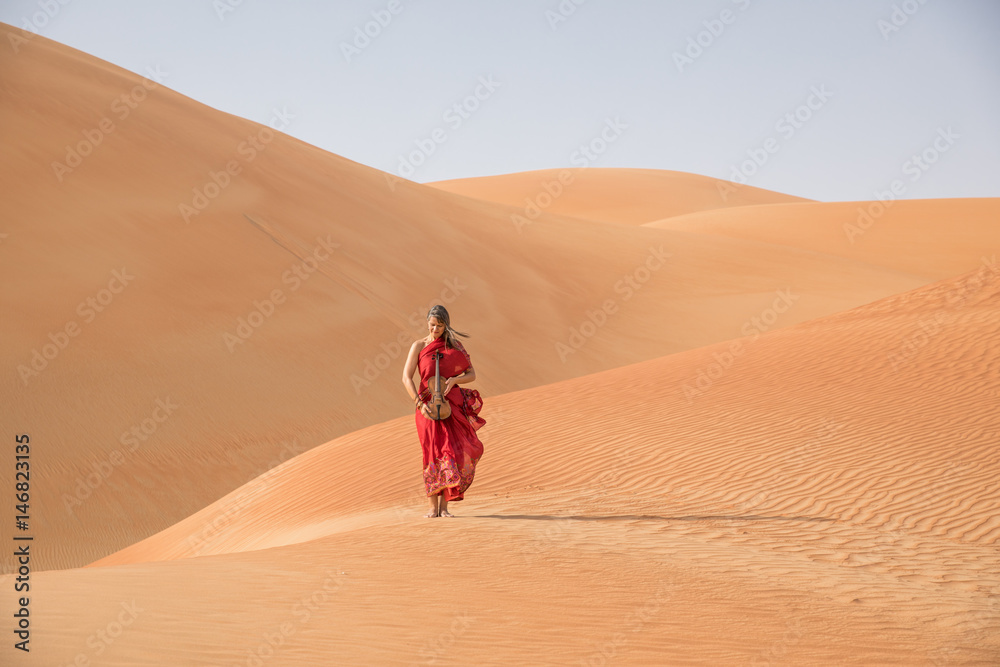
xmin=646 ymin=197 xmax=1000 ymax=280
xmin=428 ymin=167 xmax=811 ymax=225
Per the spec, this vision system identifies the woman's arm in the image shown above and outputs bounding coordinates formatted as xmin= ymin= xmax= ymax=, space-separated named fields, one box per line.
xmin=444 ymin=365 xmax=475 ymax=394
xmin=455 ymin=366 xmax=476 ymax=384
xmin=401 ymin=341 xmax=423 ymax=404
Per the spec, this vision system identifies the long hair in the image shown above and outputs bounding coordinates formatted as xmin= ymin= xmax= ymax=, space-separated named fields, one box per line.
xmin=427 ymin=304 xmax=470 ymax=351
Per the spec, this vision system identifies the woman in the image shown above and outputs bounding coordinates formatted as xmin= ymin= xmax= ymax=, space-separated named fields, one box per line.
xmin=402 ymin=305 xmax=486 ymax=517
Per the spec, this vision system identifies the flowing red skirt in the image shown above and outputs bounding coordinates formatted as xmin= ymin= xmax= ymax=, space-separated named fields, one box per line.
xmin=415 ymin=338 xmax=486 ymax=501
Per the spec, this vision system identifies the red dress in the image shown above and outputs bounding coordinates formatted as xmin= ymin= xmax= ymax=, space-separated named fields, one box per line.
xmin=415 ymin=337 xmax=486 ymax=501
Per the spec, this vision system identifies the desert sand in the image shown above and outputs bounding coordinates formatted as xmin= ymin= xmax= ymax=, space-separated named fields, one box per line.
xmin=2 ymin=22 xmax=998 ymax=666
xmin=427 ymin=167 xmax=812 ymax=225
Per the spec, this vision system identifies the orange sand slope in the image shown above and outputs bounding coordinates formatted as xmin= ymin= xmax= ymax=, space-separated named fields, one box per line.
xmin=647 ymin=198 xmax=1000 ymax=281
xmin=428 ymin=167 xmax=811 ymax=225
xmin=7 ymin=23 xmax=997 ymax=571
xmin=25 ymin=262 xmax=1000 ymax=665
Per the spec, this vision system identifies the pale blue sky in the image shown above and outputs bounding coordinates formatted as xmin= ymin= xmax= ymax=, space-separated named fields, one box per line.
xmin=3 ymin=0 xmax=998 ymax=201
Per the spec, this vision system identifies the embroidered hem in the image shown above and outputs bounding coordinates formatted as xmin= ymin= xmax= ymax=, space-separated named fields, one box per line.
xmin=423 ymin=454 xmax=479 ymax=500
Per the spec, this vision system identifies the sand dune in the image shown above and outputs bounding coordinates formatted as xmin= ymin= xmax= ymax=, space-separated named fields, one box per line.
xmin=93 ymin=259 xmax=1000 ymax=568
xmin=3 ymin=23 xmax=986 ymax=570
xmin=25 ymin=260 xmax=999 ymax=665
xmin=3 ymin=20 xmax=1000 ymax=667
xmin=428 ymin=167 xmax=812 ymax=225
xmin=647 ymin=198 xmax=1000 ymax=281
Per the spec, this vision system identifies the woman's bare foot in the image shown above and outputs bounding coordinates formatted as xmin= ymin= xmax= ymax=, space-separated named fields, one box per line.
xmin=426 ymin=493 xmax=440 ymax=518
xmin=439 ymin=498 xmax=454 ymax=517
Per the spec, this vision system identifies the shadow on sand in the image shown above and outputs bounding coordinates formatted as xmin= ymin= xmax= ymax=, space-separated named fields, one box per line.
xmin=470 ymin=514 xmax=835 ymax=522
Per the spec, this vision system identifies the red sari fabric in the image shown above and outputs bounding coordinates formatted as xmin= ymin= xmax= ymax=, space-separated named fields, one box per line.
xmin=415 ymin=337 xmax=485 ymax=501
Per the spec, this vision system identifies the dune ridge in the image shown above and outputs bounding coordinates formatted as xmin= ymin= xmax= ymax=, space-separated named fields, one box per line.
xmin=646 ymin=198 xmax=1000 ymax=281
xmin=428 ymin=167 xmax=812 ymax=225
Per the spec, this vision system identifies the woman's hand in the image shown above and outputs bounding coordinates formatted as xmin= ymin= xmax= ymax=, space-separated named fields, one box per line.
xmin=446 ymin=372 xmax=469 ymax=395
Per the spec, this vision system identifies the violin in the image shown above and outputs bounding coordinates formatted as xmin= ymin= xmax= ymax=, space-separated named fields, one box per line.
xmin=419 ymin=349 xmax=453 ymax=421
